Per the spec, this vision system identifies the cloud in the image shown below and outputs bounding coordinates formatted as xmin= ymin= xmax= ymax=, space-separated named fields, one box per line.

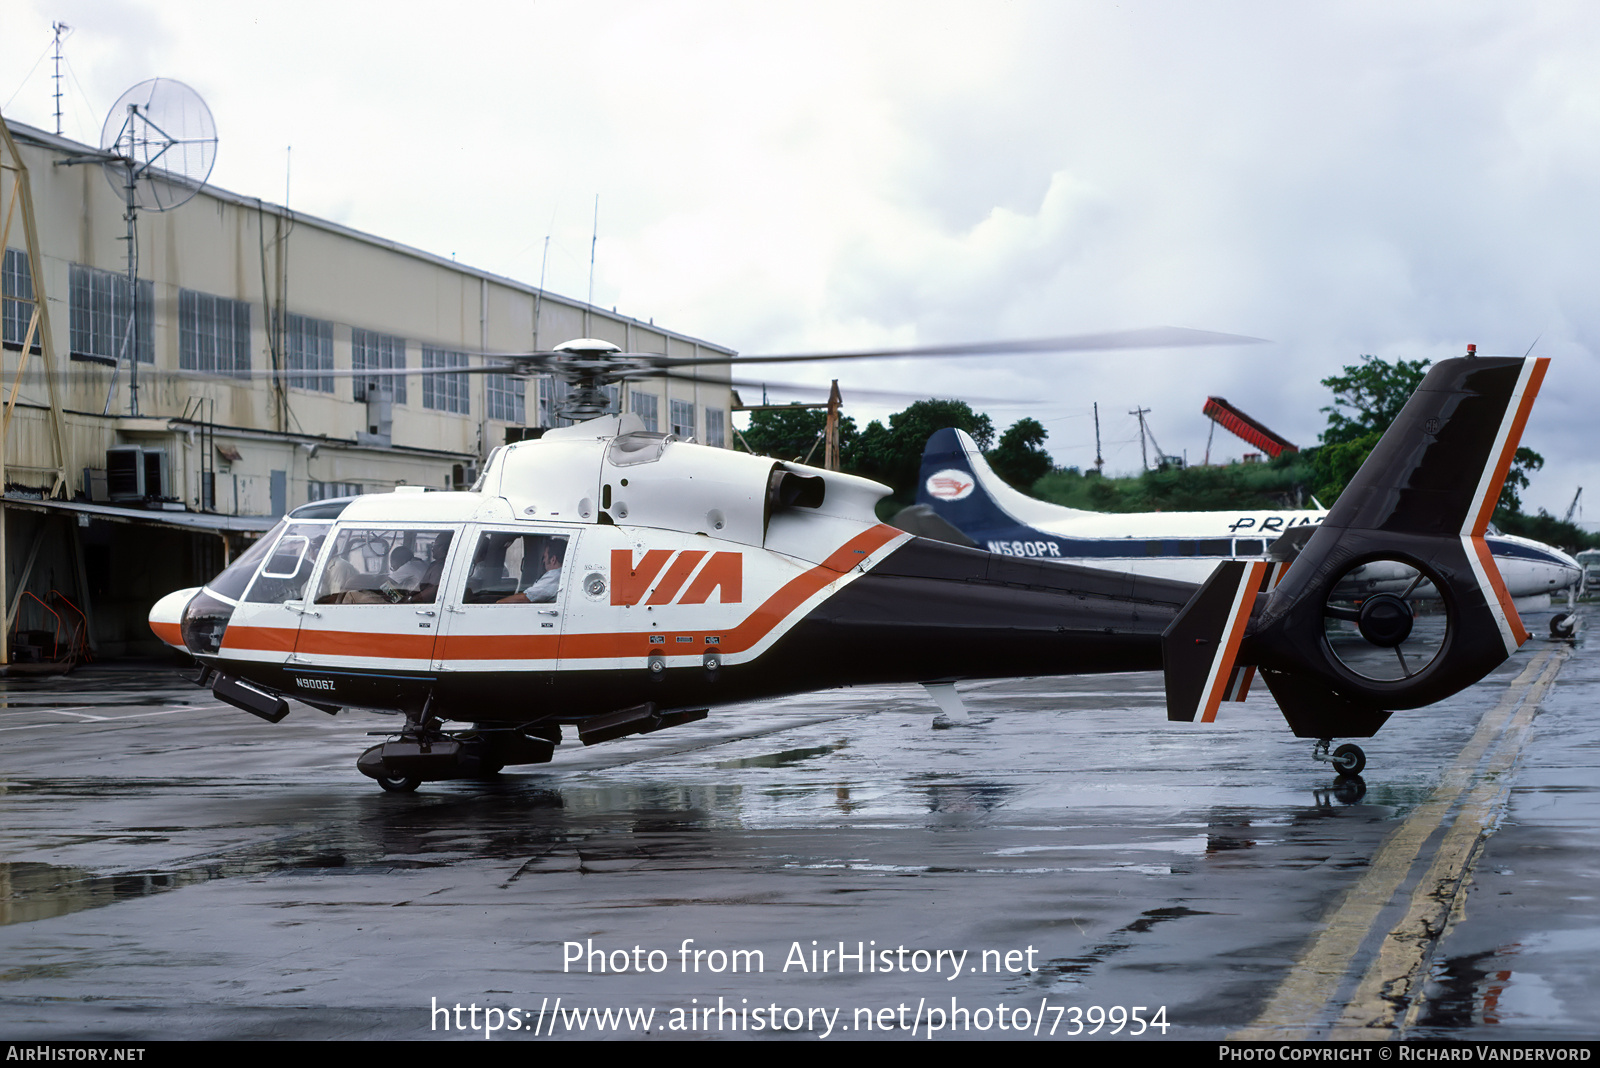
xmin=6 ymin=0 xmax=1600 ymax=512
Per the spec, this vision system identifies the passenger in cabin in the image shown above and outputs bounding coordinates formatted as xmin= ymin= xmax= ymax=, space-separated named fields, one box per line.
xmin=499 ymin=538 xmax=565 ymax=604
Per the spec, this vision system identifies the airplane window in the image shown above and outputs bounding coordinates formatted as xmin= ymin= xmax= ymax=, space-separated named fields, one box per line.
xmin=243 ymin=524 xmax=330 ymax=604
xmin=1196 ymin=539 xmax=1232 ymax=557
xmin=314 ymin=528 xmax=454 ymax=605
xmin=1235 ymin=539 xmax=1265 ymax=557
xmin=463 ymin=532 xmax=569 ymax=604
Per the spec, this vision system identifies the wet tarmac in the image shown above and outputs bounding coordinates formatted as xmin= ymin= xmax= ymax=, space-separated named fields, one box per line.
xmin=0 ymin=607 xmax=1594 ymax=1041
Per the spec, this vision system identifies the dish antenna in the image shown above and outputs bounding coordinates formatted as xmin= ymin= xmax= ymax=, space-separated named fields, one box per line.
xmin=97 ymin=78 xmax=218 ymax=415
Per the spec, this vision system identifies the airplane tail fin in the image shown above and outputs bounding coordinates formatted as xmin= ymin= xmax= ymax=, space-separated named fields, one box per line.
xmin=916 ymin=428 xmax=1089 ymax=544
xmin=1163 ymin=354 xmax=1549 ymax=738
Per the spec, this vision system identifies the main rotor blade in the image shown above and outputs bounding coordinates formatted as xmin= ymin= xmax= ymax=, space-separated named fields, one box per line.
xmin=639 ymin=368 xmax=1031 ymax=406
xmin=659 ymin=326 xmax=1268 ymax=370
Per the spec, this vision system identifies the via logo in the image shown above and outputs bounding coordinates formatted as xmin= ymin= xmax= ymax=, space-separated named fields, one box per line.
xmin=611 ymin=549 xmax=743 ymax=606
xmin=926 ymin=469 xmax=975 ymax=501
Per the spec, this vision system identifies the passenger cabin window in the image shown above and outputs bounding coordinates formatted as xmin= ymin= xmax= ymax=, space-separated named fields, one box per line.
xmin=463 ymin=532 xmax=569 ymax=604
xmin=243 ymin=523 xmax=331 ymax=604
xmin=314 ymin=528 xmax=454 ymax=605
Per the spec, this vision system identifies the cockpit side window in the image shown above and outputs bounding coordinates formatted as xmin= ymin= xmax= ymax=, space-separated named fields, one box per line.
xmin=314 ymin=527 xmax=455 ymax=605
xmin=206 ymin=519 xmax=289 ymax=601
xmin=244 ymin=523 xmax=332 ymax=604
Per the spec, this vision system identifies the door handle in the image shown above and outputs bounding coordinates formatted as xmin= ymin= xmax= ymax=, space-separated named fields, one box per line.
xmin=416 ymin=609 xmax=437 ymax=617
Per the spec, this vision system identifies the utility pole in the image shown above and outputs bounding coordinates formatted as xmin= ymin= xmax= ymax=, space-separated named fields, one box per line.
xmin=1129 ymin=406 xmax=1151 ymax=470
xmin=824 ymin=380 xmax=841 ymax=471
xmin=1092 ymin=402 xmax=1104 ymax=475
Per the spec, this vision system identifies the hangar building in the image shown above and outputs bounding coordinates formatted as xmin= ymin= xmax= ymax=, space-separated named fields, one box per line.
xmin=0 ymin=115 xmax=737 ymax=659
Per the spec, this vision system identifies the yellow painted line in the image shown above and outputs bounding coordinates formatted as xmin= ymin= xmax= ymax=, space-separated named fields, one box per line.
xmin=1230 ymin=649 xmax=1562 ymax=1041
xmin=1331 ymin=649 xmax=1566 ymax=1038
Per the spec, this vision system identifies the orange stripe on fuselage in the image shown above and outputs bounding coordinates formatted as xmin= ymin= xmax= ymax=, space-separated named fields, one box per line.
xmin=220 ymin=625 xmax=300 ymax=653
xmin=150 ymin=620 xmax=184 ymax=647
xmin=213 ymin=525 xmax=906 ymax=667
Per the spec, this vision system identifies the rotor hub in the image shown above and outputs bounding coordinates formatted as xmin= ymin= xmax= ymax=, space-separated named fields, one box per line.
xmin=1356 ymin=593 xmax=1413 ymax=648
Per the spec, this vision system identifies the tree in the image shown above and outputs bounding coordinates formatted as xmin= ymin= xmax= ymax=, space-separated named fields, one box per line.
xmin=1319 ymin=354 xmax=1431 ymax=445
xmin=740 ymin=403 xmax=856 ymax=464
xmin=986 ymin=417 xmax=1053 ymax=491
xmin=848 ymin=400 xmax=994 ymax=502
xmin=1309 ymin=354 xmax=1431 ymax=502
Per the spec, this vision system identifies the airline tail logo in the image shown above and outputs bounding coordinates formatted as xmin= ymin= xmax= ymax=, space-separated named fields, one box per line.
xmin=926 ymin=469 xmax=975 ymax=501
xmin=611 ymin=549 xmax=743 ymax=606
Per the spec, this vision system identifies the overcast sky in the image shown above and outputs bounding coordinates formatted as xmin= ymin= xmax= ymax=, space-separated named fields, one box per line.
xmin=6 ymin=1 xmax=1599 ymax=518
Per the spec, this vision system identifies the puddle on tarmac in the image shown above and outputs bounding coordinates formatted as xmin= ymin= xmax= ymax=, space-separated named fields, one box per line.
xmin=715 ymin=742 xmax=846 ymax=769
xmin=0 ymin=861 xmax=221 ymax=927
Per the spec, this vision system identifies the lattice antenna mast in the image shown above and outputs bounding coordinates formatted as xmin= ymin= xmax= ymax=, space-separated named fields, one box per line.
xmin=51 ymin=24 xmax=70 ymax=136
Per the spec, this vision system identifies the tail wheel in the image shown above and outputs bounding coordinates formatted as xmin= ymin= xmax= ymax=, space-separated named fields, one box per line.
xmin=1323 ymin=558 xmax=1448 ymax=683
xmin=1332 ymin=743 xmax=1366 ymax=778
xmin=377 ymin=774 xmax=421 ymax=794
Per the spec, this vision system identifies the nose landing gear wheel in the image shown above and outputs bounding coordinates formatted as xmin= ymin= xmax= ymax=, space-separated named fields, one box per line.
xmin=377 ymin=774 xmax=422 ymax=794
xmin=1332 ymin=743 xmax=1366 ymax=778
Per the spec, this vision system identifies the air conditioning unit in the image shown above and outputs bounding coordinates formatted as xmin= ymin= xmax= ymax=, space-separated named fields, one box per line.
xmin=106 ymin=446 xmax=170 ymax=502
xmin=357 ymin=390 xmax=393 ymax=448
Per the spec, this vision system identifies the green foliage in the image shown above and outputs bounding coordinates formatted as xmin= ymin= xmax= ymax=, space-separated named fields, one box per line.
xmin=1305 ymin=431 xmax=1382 ymax=505
xmin=849 ymin=400 xmax=994 ymax=504
xmin=740 ymin=403 xmax=857 ymax=464
xmin=987 ymin=417 xmax=1053 ymax=491
xmin=1319 ymin=354 xmax=1431 ymax=445
xmin=1032 ymin=452 xmax=1314 ymax=512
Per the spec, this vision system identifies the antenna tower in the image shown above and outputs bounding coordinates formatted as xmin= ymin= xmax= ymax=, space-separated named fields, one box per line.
xmin=51 ymin=24 xmax=70 ymax=135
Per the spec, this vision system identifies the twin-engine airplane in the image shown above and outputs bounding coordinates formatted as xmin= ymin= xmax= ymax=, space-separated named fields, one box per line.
xmin=903 ymin=428 xmax=1582 ymax=609
xmin=150 ymin=348 xmax=1548 ymax=791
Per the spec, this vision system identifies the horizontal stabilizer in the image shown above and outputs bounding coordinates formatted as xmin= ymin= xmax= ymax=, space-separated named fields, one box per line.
xmin=1163 ymin=560 xmax=1268 ymax=723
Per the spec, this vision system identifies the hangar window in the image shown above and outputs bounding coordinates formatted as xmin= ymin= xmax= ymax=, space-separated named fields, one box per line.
xmin=71 ymin=264 xmax=153 ymax=365
xmin=486 ymin=372 xmax=524 ymax=423
xmin=179 ymin=288 xmax=251 ymax=376
xmin=286 ymin=314 xmax=334 ymax=392
xmin=3 ymin=249 xmax=40 ymax=353
xmin=704 ymin=407 xmax=725 ymax=448
xmin=352 ymin=328 xmax=407 ymax=404
xmin=670 ymin=399 xmax=695 ymax=438
xmin=631 ymin=391 xmax=659 ymax=433
xmin=422 ymin=347 xmax=470 ymax=413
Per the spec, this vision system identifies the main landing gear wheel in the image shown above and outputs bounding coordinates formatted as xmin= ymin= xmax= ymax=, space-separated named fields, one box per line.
xmin=1332 ymin=743 xmax=1366 ymax=778
xmin=377 ymin=774 xmax=422 ymax=794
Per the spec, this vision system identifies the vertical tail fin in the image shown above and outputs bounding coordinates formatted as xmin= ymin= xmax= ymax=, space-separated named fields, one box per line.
xmin=1239 ymin=354 xmax=1549 ymax=738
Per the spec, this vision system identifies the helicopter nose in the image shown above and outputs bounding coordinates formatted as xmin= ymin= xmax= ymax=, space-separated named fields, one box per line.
xmin=149 ymin=587 xmax=198 ymax=650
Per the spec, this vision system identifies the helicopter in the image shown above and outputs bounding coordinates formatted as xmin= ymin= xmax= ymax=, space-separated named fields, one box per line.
xmin=899 ymin=426 xmax=1582 ymax=614
xmin=146 ymin=336 xmax=1548 ymax=792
